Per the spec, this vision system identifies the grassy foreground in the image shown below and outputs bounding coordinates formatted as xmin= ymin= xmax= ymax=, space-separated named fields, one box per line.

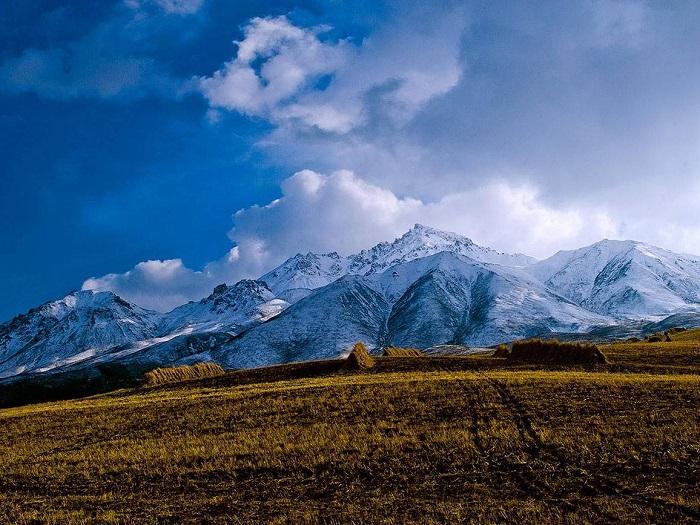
xmin=1 ymin=337 xmax=699 ymax=524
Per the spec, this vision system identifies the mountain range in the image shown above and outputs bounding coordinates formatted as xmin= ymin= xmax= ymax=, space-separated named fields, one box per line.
xmin=3 ymin=224 xmax=700 ymax=382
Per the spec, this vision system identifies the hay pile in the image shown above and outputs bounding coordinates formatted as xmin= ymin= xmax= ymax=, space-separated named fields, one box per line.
xmin=646 ymin=330 xmax=674 ymax=343
xmin=382 ymin=347 xmax=423 ymax=357
xmin=345 ymin=342 xmax=375 ymax=370
xmin=492 ymin=344 xmax=510 ymax=358
xmin=507 ymin=339 xmax=608 ymax=365
xmin=144 ymin=362 xmax=226 ymax=386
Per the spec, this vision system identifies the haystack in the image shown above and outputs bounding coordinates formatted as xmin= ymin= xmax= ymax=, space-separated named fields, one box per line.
xmin=345 ymin=342 xmax=375 ymax=370
xmin=382 ymin=347 xmax=423 ymax=357
xmin=508 ymin=339 xmax=608 ymax=365
xmin=144 ymin=362 xmax=225 ymax=386
xmin=492 ymin=344 xmax=510 ymax=358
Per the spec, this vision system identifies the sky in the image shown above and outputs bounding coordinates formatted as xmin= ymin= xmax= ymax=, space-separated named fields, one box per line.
xmin=2 ymin=0 xmax=700 ymax=318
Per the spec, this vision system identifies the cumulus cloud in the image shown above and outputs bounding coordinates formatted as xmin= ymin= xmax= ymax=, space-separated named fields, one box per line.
xmin=83 ymin=169 xmax=617 ymax=310
xmin=83 ymin=259 xmax=209 ymax=311
xmin=199 ymin=8 xmax=465 ymax=133
xmin=250 ymin=1 xmax=700 ymax=233
xmin=199 ymin=16 xmax=351 ymax=128
xmin=79 ymin=2 xmax=700 ymax=311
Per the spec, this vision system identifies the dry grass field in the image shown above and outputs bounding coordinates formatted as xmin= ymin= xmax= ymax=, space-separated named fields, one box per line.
xmin=1 ymin=331 xmax=700 ymax=524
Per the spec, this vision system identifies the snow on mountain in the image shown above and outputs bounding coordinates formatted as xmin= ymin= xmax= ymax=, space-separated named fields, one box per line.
xmin=261 ymin=224 xmax=536 ymax=296
xmin=349 ymin=224 xmax=536 ymax=275
xmin=374 ymin=252 xmax=608 ymax=348
xmin=213 ymin=276 xmax=390 ymax=369
xmin=530 ymin=240 xmax=700 ymax=317
xmin=260 ymin=252 xmax=349 ymax=295
xmin=0 ymin=290 xmax=161 ymax=378
xmin=161 ymin=280 xmax=288 ymax=334
xmin=218 ymin=252 xmax=607 ymax=363
xmin=4 ymin=227 xmax=700 ymax=382
xmin=0 ymin=280 xmax=290 ymax=381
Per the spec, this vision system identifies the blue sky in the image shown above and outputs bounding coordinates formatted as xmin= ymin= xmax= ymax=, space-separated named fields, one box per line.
xmin=0 ymin=0 xmax=373 ymax=318
xmin=2 ymin=0 xmax=700 ymax=318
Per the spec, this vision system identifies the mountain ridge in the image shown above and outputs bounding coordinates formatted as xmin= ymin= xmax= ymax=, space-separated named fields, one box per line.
xmin=2 ymin=226 xmax=700 ymax=381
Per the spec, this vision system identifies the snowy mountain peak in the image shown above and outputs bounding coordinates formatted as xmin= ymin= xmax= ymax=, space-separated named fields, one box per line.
xmin=408 ymin=223 xmax=474 ymax=243
xmin=531 ymin=238 xmax=700 ymax=316
xmin=27 ymin=289 xmax=143 ymax=323
xmin=260 ymin=224 xmax=537 ymax=296
xmin=260 ymin=252 xmax=349 ymax=294
xmin=348 ymin=225 xmax=535 ymax=276
xmin=0 ymin=289 xmax=160 ymax=379
xmin=161 ymin=279 xmax=288 ymax=336
xmin=203 ymin=280 xmax=275 ymax=313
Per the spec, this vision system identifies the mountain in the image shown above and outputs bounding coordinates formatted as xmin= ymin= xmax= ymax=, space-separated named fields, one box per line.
xmin=348 ymin=224 xmax=536 ymax=275
xmin=3 ymin=226 xmax=700 ymax=384
xmin=261 ymin=224 xmax=536 ymax=296
xmin=213 ymin=276 xmax=390 ymax=369
xmin=373 ymin=253 xmax=607 ymax=348
xmin=260 ymin=252 xmax=349 ymax=296
xmin=0 ymin=281 xmax=287 ymax=380
xmin=223 ymin=252 xmax=608 ymax=362
xmin=161 ymin=280 xmax=288 ymax=334
xmin=530 ymin=240 xmax=700 ymax=317
xmin=0 ymin=291 xmax=160 ymax=378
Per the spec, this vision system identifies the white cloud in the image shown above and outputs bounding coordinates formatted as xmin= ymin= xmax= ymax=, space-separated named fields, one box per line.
xmin=83 ymin=169 xmax=617 ymax=310
xmin=84 ymin=259 xmax=202 ymax=311
xmin=199 ymin=16 xmax=349 ymax=120
xmin=198 ymin=9 xmax=465 ymax=133
xmin=79 ymin=3 xmax=700 ymax=311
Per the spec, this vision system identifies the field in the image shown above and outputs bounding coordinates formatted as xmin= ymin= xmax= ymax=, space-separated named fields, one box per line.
xmin=0 ymin=334 xmax=699 ymax=524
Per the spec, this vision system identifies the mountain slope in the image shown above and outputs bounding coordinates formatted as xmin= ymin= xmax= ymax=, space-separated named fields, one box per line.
xmin=349 ymin=224 xmax=535 ymax=275
xmin=222 ymin=252 xmax=608 ymax=358
xmin=0 ymin=291 xmax=160 ymax=378
xmin=260 ymin=253 xmax=349 ymax=295
xmin=375 ymin=253 xmax=609 ymax=347
xmin=161 ymin=280 xmax=288 ymax=335
xmin=261 ymin=224 xmax=536 ymax=296
xmin=531 ymin=240 xmax=700 ymax=317
xmin=213 ymin=276 xmax=390 ymax=368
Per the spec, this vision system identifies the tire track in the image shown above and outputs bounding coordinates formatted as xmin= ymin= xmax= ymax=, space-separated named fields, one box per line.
xmin=482 ymin=374 xmax=700 ymax=523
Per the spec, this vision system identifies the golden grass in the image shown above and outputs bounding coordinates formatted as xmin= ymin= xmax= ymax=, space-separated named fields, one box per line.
xmin=0 ymin=363 xmax=699 ymax=524
xmin=382 ymin=347 xmax=424 ymax=357
xmin=143 ymin=362 xmax=225 ymax=386
xmin=1 ymin=333 xmax=700 ymax=524
xmin=601 ymin=327 xmax=700 ymax=374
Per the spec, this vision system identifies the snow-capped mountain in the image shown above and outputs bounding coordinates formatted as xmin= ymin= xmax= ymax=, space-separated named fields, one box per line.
xmin=162 ymin=280 xmax=288 ymax=334
xmin=348 ymin=224 xmax=535 ymax=275
xmin=372 ymin=253 xmax=608 ymax=348
xmin=0 ymin=290 xmax=160 ymax=378
xmin=218 ymin=252 xmax=608 ymax=366
xmin=3 ymin=226 xmax=700 ymax=383
xmin=260 ymin=252 xmax=349 ymax=296
xmin=213 ymin=276 xmax=390 ymax=369
xmin=261 ymin=224 xmax=535 ymax=296
xmin=530 ymin=240 xmax=700 ymax=317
